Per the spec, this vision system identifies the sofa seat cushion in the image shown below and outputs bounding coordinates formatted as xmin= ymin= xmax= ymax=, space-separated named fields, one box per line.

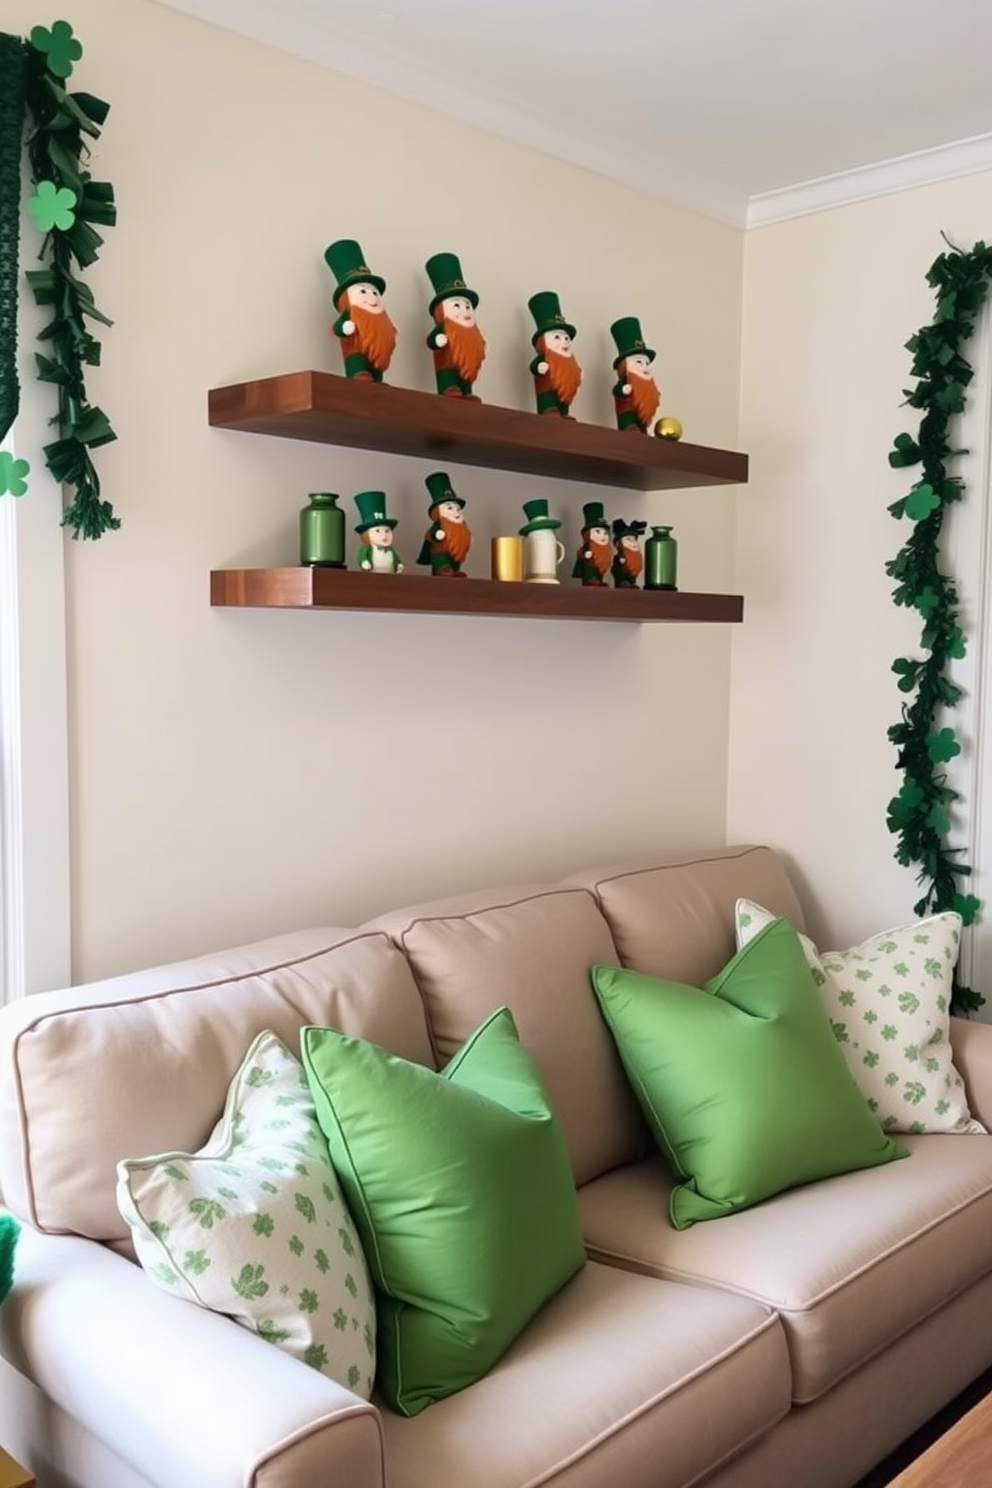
xmin=578 ymin=1134 xmax=992 ymax=1404
xmin=366 ymin=883 xmax=644 ymax=1185
xmin=379 ymin=1260 xmax=791 ymax=1488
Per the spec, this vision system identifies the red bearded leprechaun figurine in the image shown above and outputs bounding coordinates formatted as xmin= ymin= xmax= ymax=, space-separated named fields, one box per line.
xmin=611 ymin=518 xmax=648 ymax=588
xmin=354 ymin=490 xmax=403 ymax=573
xmin=610 ymin=316 xmax=661 ymax=433
xmin=527 ymin=291 xmax=582 ymax=418
xmin=324 ymin=238 xmax=398 ymax=382
xmin=572 ymin=501 xmax=612 ymax=586
xmin=417 ymin=471 xmax=472 ymax=577
xmin=424 ymin=252 xmax=487 ymax=400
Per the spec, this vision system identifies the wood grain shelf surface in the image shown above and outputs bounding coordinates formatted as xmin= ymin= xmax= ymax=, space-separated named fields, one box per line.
xmin=210 ymin=568 xmax=744 ymax=623
xmin=208 ymin=371 xmax=748 ymax=492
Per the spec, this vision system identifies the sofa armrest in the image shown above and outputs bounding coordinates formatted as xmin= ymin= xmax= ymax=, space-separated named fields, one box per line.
xmin=0 ymin=1224 xmax=384 ymax=1488
xmin=950 ymin=1016 xmax=992 ymax=1130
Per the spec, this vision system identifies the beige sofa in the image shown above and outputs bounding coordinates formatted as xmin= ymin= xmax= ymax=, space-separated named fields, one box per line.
xmin=2 ymin=843 xmax=992 ymax=1488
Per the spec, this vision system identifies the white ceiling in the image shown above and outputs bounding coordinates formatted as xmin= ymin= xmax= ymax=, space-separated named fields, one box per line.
xmin=156 ymin=0 xmax=992 ymax=225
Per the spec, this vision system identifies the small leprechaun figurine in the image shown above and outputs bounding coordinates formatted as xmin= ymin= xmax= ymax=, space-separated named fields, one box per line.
xmin=611 ymin=518 xmax=648 ymax=588
xmin=424 ymin=252 xmax=487 ymax=400
xmin=572 ymin=501 xmax=612 ymax=586
xmin=354 ymin=490 xmax=403 ymax=573
xmin=527 ymin=291 xmax=582 ymax=417
xmin=417 ymin=470 xmax=472 ymax=577
xmin=610 ymin=316 xmax=661 ymax=433
xmin=324 ymin=238 xmax=398 ymax=382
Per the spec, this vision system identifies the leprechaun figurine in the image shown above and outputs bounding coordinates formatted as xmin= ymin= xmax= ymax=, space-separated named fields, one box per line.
xmin=611 ymin=518 xmax=648 ymax=588
xmin=424 ymin=252 xmax=487 ymax=399
xmin=610 ymin=316 xmax=661 ymax=433
xmin=572 ymin=500 xmax=612 ymax=586
xmin=417 ymin=471 xmax=472 ymax=577
xmin=527 ymin=291 xmax=582 ymax=417
xmin=354 ymin=490 xmax=403 ymax=573
xmin=324 ymin=238 xmax=398 ymax=382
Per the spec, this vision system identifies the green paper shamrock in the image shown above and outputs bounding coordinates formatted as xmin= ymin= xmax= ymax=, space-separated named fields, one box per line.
xmin=26 ymin=181 xmax=77 ymax=233
xmin=29 ymin=20 xmax=83 ymax=78
xmin=0 ymin=453 xmax=30 ymax=498
xmin=926 ymin=727 xmax=961 ymax=764
xmin=903 ymin=481 xmax=941 ymax=521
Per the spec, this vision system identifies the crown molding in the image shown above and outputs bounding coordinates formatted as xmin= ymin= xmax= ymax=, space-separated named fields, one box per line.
xmin=747 ymin=133 xmax=992 ymax=227
xmin=153 ymin=0 xmax=992 ymax=233
xmin=150 ymin=0 xmax=750 ymax=227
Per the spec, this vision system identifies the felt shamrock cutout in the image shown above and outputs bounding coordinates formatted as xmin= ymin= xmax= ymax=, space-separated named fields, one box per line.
xmin=30 ymin=20 xmax=83 ymax=78
xmin=27 ymin=181 xmax=77 ymax=233
xmin=927 ymin=727 xmax=961 ymax=763
xmin=903 ymin=481 xmax=941 ymax=521
xmin=0 ymin=453 xmax=30 ymax=498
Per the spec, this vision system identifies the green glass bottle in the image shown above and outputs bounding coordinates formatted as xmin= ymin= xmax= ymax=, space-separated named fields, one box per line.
xmin=645 ymin=525 xmax=677 ymax=590
xmin=300 ymin=492 xmax=346 ymax=568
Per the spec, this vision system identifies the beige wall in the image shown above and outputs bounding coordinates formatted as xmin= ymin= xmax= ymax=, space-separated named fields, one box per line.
xmin=8 ymin=0 xmax=744 ymax=981
xmin=731 ymin=171 xmax=992 ymax=951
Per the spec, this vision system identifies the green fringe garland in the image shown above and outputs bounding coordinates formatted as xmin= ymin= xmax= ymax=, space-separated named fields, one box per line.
xmin=0 ymin=34 xmax=25 ymax=446
xmin=0 ymin=20 xmax=118 ymax=538
xmin=886 ymin=237 xmax=992 ymax=1014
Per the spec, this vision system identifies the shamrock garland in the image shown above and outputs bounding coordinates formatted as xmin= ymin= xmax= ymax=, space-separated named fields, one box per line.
xmin=0 ymin=19 xmax=118 ymax=537
xmin=886 ymin=237 xmax=992 ymax=1013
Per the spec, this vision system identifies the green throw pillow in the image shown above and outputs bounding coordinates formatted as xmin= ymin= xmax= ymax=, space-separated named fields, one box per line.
xmin=591 ymin=917 xmax=907 ymax=1229
xmin=117 ymin=1030 xmax=376 ymax=1395
xmin=300 ymin=1006 xmax=586 ymax=1416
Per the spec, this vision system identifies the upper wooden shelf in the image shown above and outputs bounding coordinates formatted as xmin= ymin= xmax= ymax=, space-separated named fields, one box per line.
xmin=208 ymin=371 xmax=748 ymax=493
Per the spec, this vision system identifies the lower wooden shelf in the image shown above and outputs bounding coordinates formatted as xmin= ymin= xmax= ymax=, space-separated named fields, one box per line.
xmin=210 ymin=569 xmax=743 ymax=623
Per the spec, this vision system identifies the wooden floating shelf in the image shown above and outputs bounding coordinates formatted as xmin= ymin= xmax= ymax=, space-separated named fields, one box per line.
xmin=210 ymin=569 xmax=744 ymax=624
xmin=208 ymin=371 xmax=748 ymax=493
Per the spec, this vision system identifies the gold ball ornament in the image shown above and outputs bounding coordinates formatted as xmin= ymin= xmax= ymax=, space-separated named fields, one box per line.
xmin=654 ymin=416 xmax=684 ymax=441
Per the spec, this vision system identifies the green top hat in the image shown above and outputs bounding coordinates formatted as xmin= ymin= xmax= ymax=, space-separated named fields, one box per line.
xmin=612 ymin=517 xmax=648 ymax=539
xmin=424 ymin=470 xmax=465 ymax=509
xmin=610 ymin=316 xmax=655 ymax=367
xmin=519 ymin=497 xmax=562 ymax=535
xmin=580 ymin=501 xmax=609 ymax=532
xmin=324 ymin=239 xmax=386 ymax=299
xmin=353 ymin=490 xmax=397 ymax=533
xmin=425 ymin=252 xmax=479 ymax=314
xmin=528 ymin=290 xmax=576 ymax=345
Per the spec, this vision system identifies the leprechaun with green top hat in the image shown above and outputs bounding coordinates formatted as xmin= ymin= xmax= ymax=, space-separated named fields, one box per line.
xmin=354 ymin=490 xmax=404 ymax=573
xmin=527 ymin=291 xmax=583 ymax=417
xmin=610 ymin=316 xmax=660 ymax=433
xmin=324 ymin=238 xmax=398 ymax=382
xmin=572 ymin=500 xmax=612 ymax=586
xmin=611 ymin=517 xmax=648 ymax=588
xmin=424 ymin=252 xmax=487 ymax=399
xmin=417 ymin=470 xmax=472 ymax=576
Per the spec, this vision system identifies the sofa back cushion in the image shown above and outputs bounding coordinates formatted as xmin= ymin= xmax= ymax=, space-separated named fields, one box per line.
xmin=367 ymin=884 xmax=645 ymax=1185
xmin=568 ymin=845 xmax=806 ymax=988
xmin=0 ymin=928 xmax=432 ymax=1242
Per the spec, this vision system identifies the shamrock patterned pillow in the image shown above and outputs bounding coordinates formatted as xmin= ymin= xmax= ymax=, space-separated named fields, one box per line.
xmin=735 ymin=900 xmax=985 ymax=1136
xmin=116 ymin=1029 xmax=376 ymax=1396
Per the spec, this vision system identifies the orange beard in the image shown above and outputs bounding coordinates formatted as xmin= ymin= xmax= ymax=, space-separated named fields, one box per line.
xmin=436 ymin=308 xmax=487 ymax=384
xmin=627 ymin=366 xmax=661 ymax=428
xmin=541 ymin=340 xmax=583 ymax=407
xmin=340 ymin=296 xmax=398 ymax=372
xmin=434 ymin=511 xmax=472 ymax=563
xmin=585 ymin=533 xmax=612 ymax=576
xmin=617 ymin=543 xmax=644 ymax=578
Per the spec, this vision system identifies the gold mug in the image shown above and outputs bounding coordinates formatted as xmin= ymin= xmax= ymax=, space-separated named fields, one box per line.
xmin=491 ymin=534 xmax=524 ymax=582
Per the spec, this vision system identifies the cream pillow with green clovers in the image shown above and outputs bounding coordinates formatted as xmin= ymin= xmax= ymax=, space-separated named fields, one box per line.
xmin=116 ymin=1029 xmax=376 ymax=1397
xmin=735 ymin=900 xmax=985 ymax=1136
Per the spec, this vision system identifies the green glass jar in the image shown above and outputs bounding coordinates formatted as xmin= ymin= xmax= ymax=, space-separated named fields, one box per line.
xmin=300 ymin=492 xmax=346 ymax=567
xmin=645 ymin=525 xmax=677 ymax=590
